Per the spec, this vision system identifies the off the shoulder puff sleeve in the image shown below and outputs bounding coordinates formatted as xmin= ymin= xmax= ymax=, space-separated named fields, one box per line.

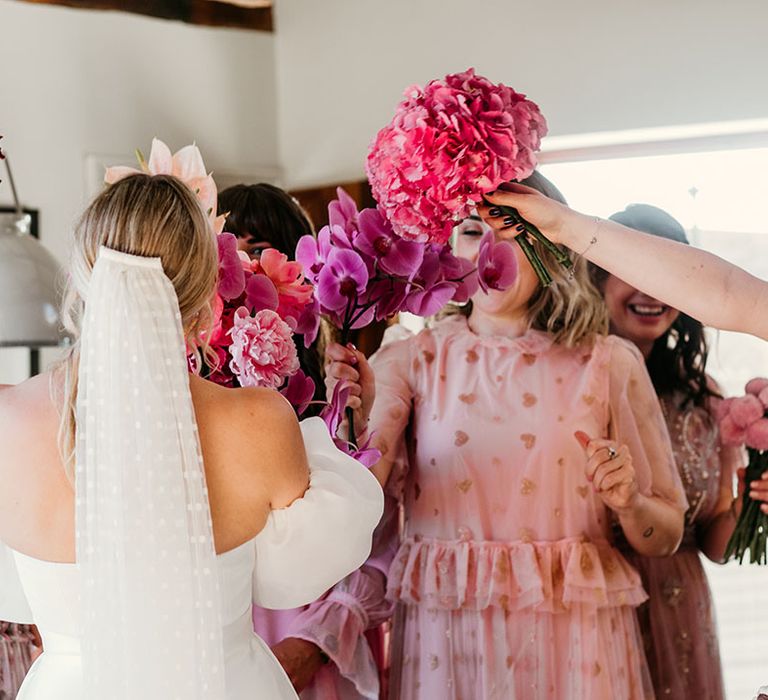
xmin=606 ymin=337 xmax=688 ymax=513
xmin=252 ymin=417 xmax=384 ymax=610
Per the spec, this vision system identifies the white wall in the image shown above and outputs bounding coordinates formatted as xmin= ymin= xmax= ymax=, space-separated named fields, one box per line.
xmin=0 ymin=0 xmax=280 ymax=382
xmin=273 ymin=0 xmax=768 ymax=188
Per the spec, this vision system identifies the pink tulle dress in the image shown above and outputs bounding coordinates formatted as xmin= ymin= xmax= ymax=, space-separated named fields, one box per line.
xmin=619 ymin=393 xmax=739 ymax=699
xmin=369 ymin=316 xmax=687 ymax=700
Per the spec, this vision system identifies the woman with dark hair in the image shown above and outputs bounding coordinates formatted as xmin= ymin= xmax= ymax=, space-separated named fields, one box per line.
xmin=219 ymin=183 xmax=389 ymax=699
xmin=217 ymin=183 xmax=324 ymax=412
xmin=593 ymin=203 xmax=743 ymax=699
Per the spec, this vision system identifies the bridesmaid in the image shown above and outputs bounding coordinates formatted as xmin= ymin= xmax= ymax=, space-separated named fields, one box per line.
xmin=218 ymin=184 xmax=390 ymax=699
xmin=593 ymin=203 xmax=746 ymax=699
xmin=217 ymin=184 xmax=324 ymax=407
xmin=0 ymin=623 xmax=39 ymax=697
xmin=331 ymin=173 xmax=688 ymax=699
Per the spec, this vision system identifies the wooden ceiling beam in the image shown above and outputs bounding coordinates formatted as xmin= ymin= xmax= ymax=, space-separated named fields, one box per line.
xmin=16 ymin=0 xmax=273 ymax=31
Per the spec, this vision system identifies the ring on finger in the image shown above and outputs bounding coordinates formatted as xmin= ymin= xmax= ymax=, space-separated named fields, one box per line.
xmin=607 ymin=446 xmax=618 ymax=460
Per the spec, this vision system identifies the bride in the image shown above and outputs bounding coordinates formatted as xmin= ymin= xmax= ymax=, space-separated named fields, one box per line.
xmin=0 ymin=173 xmax=384 ymax=698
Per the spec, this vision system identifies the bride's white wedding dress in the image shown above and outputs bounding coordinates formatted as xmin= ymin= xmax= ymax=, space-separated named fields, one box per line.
xmin=0 ymin=248 xmax=384 ymax=699
xmin=3 ymin=418 xmax=383 ymax=699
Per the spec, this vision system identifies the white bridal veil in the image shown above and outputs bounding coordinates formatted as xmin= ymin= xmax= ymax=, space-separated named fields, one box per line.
xmin=74 ymin=247 xmax=226 ymax=698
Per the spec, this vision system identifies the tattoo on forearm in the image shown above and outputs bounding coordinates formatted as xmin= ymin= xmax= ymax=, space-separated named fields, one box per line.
xmin=642 ymin=526 xmax=654 ymax=538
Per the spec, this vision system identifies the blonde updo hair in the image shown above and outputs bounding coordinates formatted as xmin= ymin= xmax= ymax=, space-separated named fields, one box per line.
xmin=57 ymin=173 xmax=218 ymax=473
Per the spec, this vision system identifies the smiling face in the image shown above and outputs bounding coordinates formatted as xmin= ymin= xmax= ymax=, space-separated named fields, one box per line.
xmin=453 ymin=214 xmax=539 ymax=317
xmin=602 ymin=273 xmax=679 ymax=354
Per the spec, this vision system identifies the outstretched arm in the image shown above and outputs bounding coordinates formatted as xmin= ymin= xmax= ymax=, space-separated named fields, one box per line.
xmin=480 ymin=184 xmax=768 ymax=340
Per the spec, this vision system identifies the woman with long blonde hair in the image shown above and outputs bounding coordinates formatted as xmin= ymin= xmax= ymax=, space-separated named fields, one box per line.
xmin=0 ymin=172 xmax=383 ymax=699
xmin=328 ymin=172 xmax=687 ymax=698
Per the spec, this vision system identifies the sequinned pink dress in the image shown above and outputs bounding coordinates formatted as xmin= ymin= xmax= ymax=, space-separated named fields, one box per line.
xmin=620 ymin=394 xmax=740 ymax=699
xmin=369 ymin=316 xmax=687 ymax=700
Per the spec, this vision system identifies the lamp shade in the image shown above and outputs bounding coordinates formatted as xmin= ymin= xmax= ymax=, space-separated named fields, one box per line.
xmin=0 ymin=212 xmax=64 ymax=347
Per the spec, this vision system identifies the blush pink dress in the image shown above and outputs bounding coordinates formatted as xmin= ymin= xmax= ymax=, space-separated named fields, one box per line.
xmin=369 ymin=316 xmax=687 ymax=700
xmin=619 ymin=393 xmax=740 ymax=699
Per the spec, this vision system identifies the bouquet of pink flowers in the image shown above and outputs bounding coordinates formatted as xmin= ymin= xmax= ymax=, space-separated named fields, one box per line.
xmin=208 ymin=232 xmax=318 ymax=394
xmin=297 ymin=187 xmax=518 ymax=442
xmin=297 ymin=187 xmax=517 ymax=342
xmin=719 ymin=378 xmax=768 ymax=564
xmin=366 ymin=68 xmax=570 ymax=286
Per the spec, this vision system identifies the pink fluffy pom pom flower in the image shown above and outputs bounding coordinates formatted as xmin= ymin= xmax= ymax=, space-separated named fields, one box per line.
xmin=720 ymin=379 xmax=768 ymax=565
xmin=366 ymin=68 xmax=570 ymax=286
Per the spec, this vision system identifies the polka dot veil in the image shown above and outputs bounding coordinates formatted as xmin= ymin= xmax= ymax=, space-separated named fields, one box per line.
xmin=75 ymin=247 xmax=226 ymax=698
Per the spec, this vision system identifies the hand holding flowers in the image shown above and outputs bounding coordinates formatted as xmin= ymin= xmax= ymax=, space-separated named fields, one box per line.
xmin=719 ymin=379 xmax=768 ymax=563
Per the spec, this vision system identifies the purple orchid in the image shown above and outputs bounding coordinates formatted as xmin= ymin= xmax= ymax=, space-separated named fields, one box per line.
xmin=294 ymin=295 xmax=321 ymax=347
xmin=328 ymin=187 xmax=360 ymax=240
xmin=295 ymin=227 xmax=332 ymax=284
xmin=477 ymin=231 xmax=518 ymax=293
xmin=217 ymin=233 xmax=246 ymax=301
xmin=356 ymin=208 xmax=424 ymax=277
xmin=317 ymin=247 xmax=369 ymax=312
xmin=280 ymin=369 xmax=316 ymax=416
xmin=321 ymin=381 xmax=381 ymax=468
xmin=404 ymin=247 xmax=458 ymax=316
xmin=438 ymin=245 xmax=479 ymax=303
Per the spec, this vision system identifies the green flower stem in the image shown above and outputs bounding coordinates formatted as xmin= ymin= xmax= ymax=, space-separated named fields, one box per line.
xmin=515 ymin=233 xmax=552 ymax=287
xmin=725 ymin=449 xmax=768 ymax=564
xmin=498 ymin=205 xmax=573 ymax=270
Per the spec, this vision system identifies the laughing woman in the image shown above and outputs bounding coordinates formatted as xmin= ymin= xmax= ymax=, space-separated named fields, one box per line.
xmin=331 ymin=174 xmax=688 ymax=699
xmin=593 ymin=204 xmax=745 ymax=699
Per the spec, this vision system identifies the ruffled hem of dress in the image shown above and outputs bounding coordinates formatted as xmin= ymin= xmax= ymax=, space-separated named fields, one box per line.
xmin=387 ymin=535 xmax=647 ymax=612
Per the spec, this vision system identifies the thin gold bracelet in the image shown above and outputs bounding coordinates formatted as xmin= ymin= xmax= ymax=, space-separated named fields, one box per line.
xmin=568 ymin=217 xmax=602 ymax=279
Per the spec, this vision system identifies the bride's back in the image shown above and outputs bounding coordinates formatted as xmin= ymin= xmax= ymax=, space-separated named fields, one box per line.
xmin=0 ymin=172 xmax=308 ymax=565
xmin=0 ymin=370 xmax=307 ymax=564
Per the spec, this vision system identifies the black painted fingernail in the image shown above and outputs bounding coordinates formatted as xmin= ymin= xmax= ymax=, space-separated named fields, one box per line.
xmin=503 ymin=216 xmax=515 ymax=226
xmin=516 ymin=224 xmax=525 ymax=233
xmin=489 ymin=207 xmax=501 ymax=217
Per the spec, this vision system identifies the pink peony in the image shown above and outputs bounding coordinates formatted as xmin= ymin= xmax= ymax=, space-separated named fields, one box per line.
xmin=228 ymin=307 xmax=299 ymax=389
xmin=746 ymin=378 xmax=768 ymax=396
xmin=759 ymin=386 xmax=768 ymax=410
xmin=366 ymin=68 xmax=547 ymax=244
xmin=720 ymin=414 xmax=748 ymax=447
xmin=729 ymin=395 xmax=764 ymax=429
xmin=746 ymin=418 xmax=768 ymax=451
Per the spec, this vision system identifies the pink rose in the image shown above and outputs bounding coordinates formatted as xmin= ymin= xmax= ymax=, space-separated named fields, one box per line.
xmin=729 ymin=395 xmax=765 ymax=429
xmin=228 ymin=307 xmax=299 ymax=389
xmin=720 ymin=414 xmax=748 ymax=447
xmin=746 ymin=418 xmax=768 ymax=451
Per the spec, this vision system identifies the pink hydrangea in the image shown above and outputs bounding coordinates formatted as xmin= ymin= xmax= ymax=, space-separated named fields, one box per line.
xmin=366 ymin=68 xmax=547 ymax=244
xmin=228 ymin=307 xmax=299 ymax=389
xmin=746 ymin=418 xmax=768 ymax=451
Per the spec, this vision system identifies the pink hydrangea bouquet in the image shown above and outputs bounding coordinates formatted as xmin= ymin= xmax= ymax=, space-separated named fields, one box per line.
xmin=719 ymin=378 xmax=768 ymax=564
xmin=366 ymin=68 xmax=570 ymax=287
